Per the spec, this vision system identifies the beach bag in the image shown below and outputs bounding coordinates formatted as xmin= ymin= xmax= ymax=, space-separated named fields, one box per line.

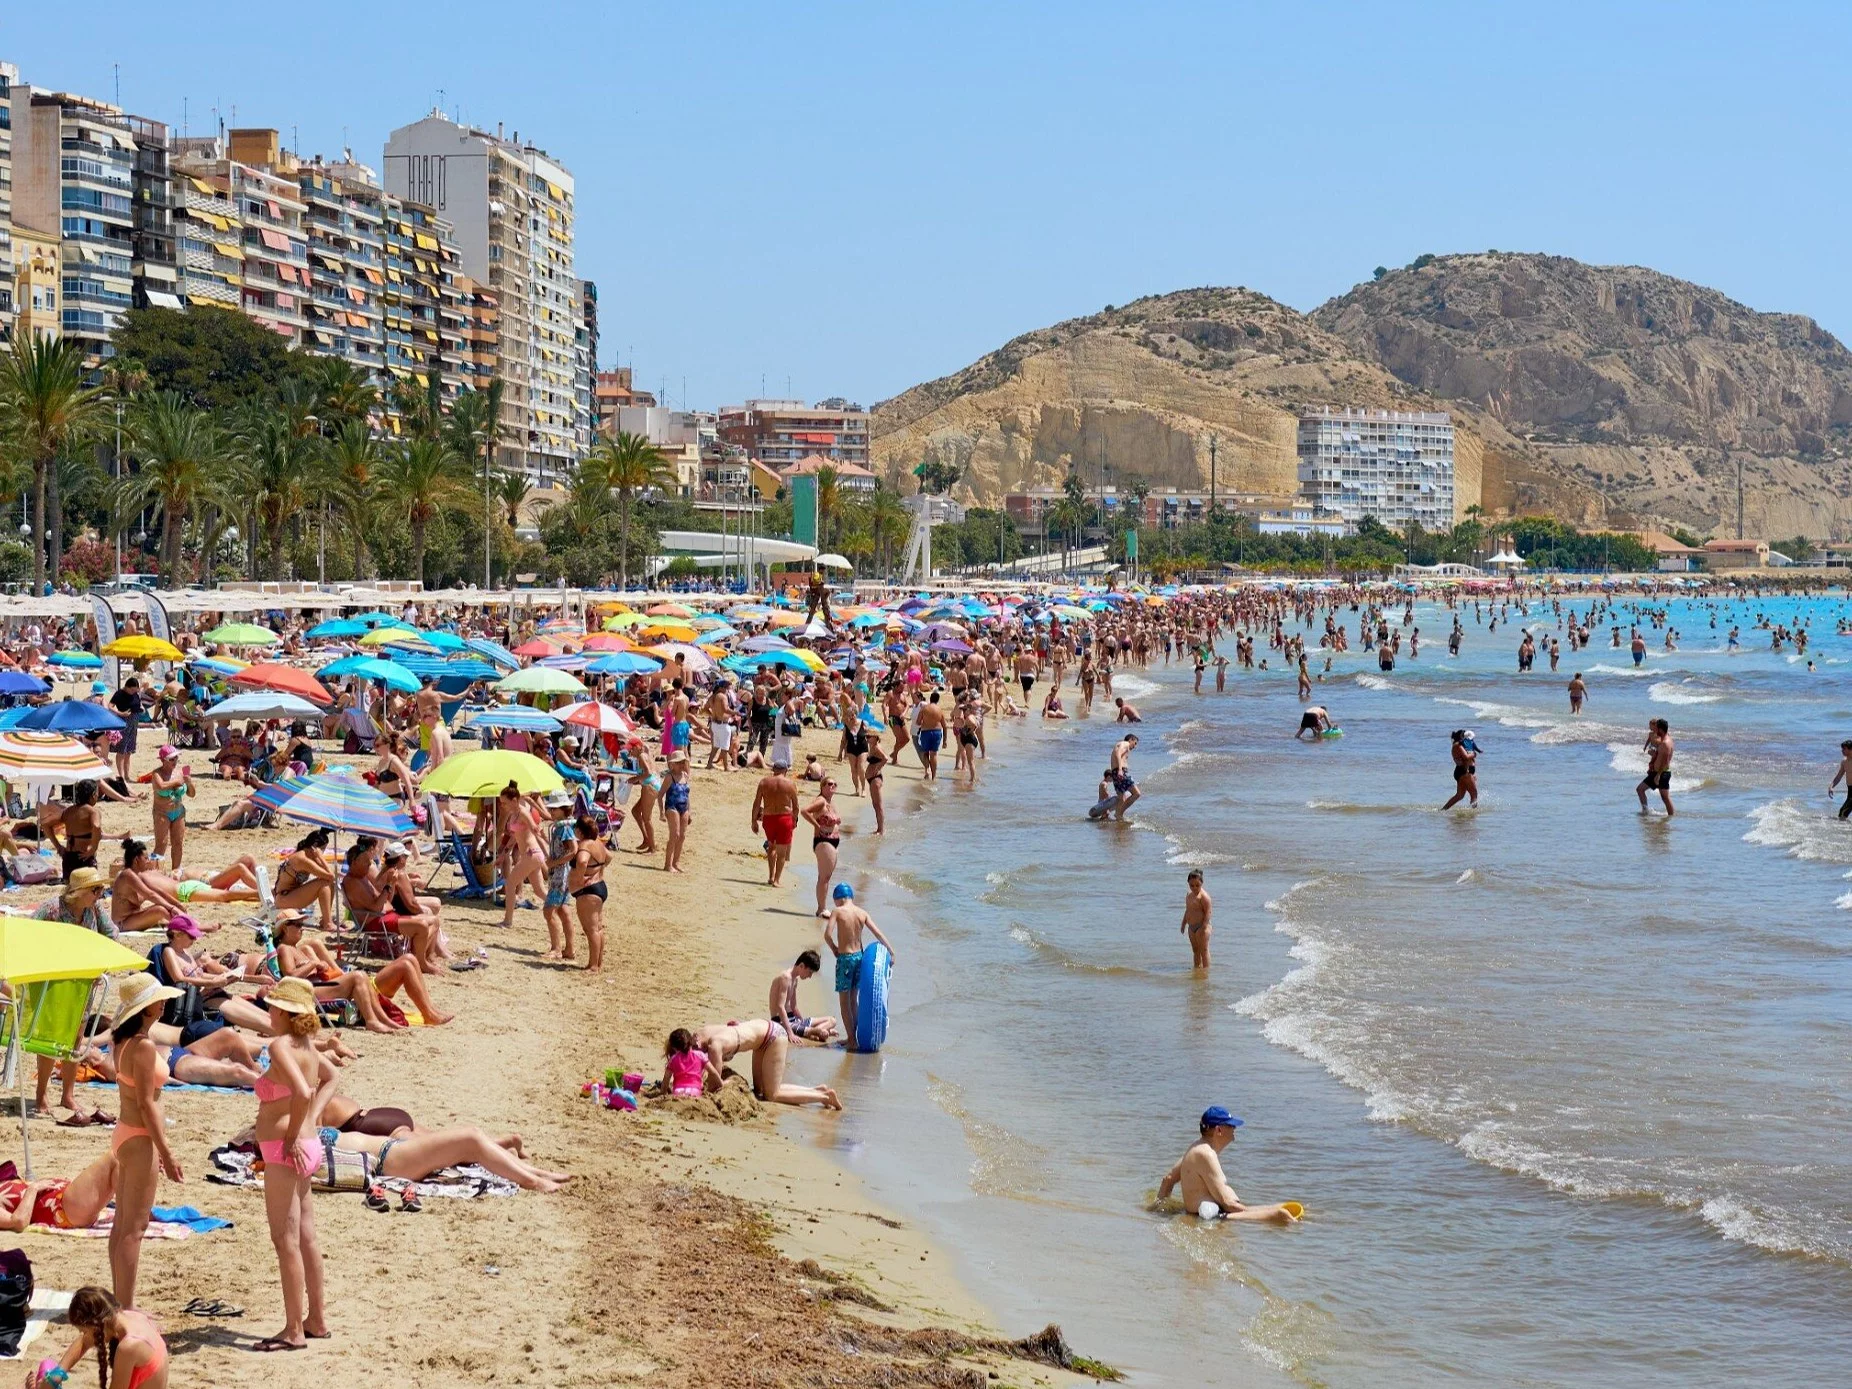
xmin=5 ymin=854 xmax=53 ymax=886
xmin=0 ymin=1248 xmax=32 ymax=1357
xmin=313 ymin=1136 xmax=372 ymax=1192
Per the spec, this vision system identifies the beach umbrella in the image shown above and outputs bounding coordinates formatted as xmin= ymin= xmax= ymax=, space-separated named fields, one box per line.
xmin=202 ymin=622 xmax=279 ymax=647
xmin=722 ymin=650 xmax=814 ymax=675
xmin=184 ymin=656 xmax=247 ymax=677
xmin=359 ymin=626 xmax=430 ymax=649
xmin=930 ymin=639 xmax=975 ymax=655
xmin=561 ymin=701 xmax=635 ymax=736
xmin=200 ymin=691 xmax=326 ymax=723
xmin=46 ymin=651 xmax=102 ymax=669
xmin=642 ymin=643 xmax=714 ymax=673
xmin=465 ymin=638 xmax=522 ymax=670
xmin=763 ymin=611 xmax=806 ymax=629
xmin=469 ymin=706 xmax=563 ymax=733
xmin=580 ymin=633 xmax=634 ymax=653
xmin=316 ymin=655 xmax=420 ymax=693
xmin=0 ymin=916 xmax=149 ymax=985
xmin=350 ymin=611 xmax=402 ymax=627
xmin=389 ymin=653 xmax=498 ymax=682
xmin=585 ymin=652 xmax=662 ymax=676
xmin=495 ymin=667 xmax=586 ymax=696
xmin=814 ymin=553 xmax=853 ymax=570
xmin=846 ymin=613 xmax=888 ymax=629
xmin=602 ymin=612 xmax=649 ymax=630
xmin=693 ymin=622 xmax=738 ymax=641
xmin=421 ymin=749 xmax=564 ymax=798
xmin=538 ymin=654 xmax=590 ymax=672
xmin=16 ymin=700 xmax=124 ymax=734
xmin=742 ymin=634 xmax=793 ymax=653
xmin=251 ymin=774 xmax=313 ymax=814
xmin=513 ymin=638 xmax=562 ymax=658
xmin=229 ymin=663 xmax=333 ymax=705
xmin=420 ymin=630 xmax=466 ymax=651
xmin=100 ymin=635 xmax=183 ymax=662
xmin=639 ymin=622 xmax=698 ymax=642
xmin=0 ymin=731 xmax=111 ymax=785
xmin=306 ymin=618 xmax=370 ymax=640
xmin=274 ymin=769 xmax=415 ymax=838
xmin=646 ymin=603 xmax=694 ymax=618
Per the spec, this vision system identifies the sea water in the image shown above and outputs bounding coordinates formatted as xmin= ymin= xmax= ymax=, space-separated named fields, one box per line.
xmin=782 ymin=593 xmax=1852 ymax=1385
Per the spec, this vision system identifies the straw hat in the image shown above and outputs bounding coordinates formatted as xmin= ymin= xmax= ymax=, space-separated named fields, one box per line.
xmin=111 ymin=973 xmax=182 ymax=1029
xmin=265 ymin=977 xmax=317 ymax=1015
xmin=62 ymin=867 xmax=107 ymax=898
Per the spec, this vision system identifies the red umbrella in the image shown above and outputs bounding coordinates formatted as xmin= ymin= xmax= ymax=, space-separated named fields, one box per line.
xmin=513 ymin=638 xmax=561 ymax=658
xmin=561 ymin=700 xmax=635 ymax=735
xmin=580 ymin=634 xmax=634 ymax=652
xmin=230 ymin=663 xmax=333 ymax=705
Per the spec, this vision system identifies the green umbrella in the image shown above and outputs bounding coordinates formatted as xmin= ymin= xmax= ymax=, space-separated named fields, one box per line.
xmin=203 ymin=622 xmax=279 ymax=647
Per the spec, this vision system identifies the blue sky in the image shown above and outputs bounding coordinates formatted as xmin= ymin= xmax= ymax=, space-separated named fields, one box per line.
xmin=9 ymin=3 xmax=1848 ymax=412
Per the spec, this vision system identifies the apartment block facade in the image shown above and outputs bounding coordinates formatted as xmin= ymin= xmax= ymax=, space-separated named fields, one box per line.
xmin=172 ymin=134 xmax=311 ymax=343
xmin=715 ymin=399 xmax=872 ymax=472
xmin=1295 ymin=407 xmax=1455 ymax=533
xmin=0 ymin=63 xmax=15 ymax=342
xmin=384 ymin=112 xmax=583 ymax=483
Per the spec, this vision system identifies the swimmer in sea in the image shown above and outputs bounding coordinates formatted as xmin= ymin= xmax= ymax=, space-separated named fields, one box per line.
xmin=1831 ymin=739 xmax=1852 ymax=820
xmin=1636 ymin=717 xmax=1675 ymax=816
xmin=1113 ymin=697 xmax=1142 ymax=724
xmin=1294 ymin=706 xmax=1330 ymax=740
xmin=1567 ymin=672 xmax=1587 ymax=714
xmin=1181 ymin=869 xmax=1212 ymax=969
xmin=1157 ymin=1107 xmax=1298 ymax=1223
xmin=1442 ymin=728 xmax=1479 ymax=810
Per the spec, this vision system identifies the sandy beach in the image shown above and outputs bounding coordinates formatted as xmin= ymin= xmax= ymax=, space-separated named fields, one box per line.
xmin=8 ymin=723 xmax=1097 ymax=1388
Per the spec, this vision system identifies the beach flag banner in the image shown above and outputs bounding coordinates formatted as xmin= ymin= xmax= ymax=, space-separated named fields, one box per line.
xmin=144 ymin=591 xmax=174 ymax=688
xmin=791 ymin=474 xmax=818 ymax=547
xmin=89 ymin=594 xmax=119 ymax=691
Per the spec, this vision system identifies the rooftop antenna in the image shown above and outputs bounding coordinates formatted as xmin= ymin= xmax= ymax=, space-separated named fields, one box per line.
xmin=182 ymin=96 xmax=188 ymax=137
xmin=113 ymin=63 xmax=119 ymax=107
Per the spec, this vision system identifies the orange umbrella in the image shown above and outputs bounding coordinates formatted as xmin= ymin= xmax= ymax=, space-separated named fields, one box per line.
xmin=580 ymin=634 xmax=635 ymax=652
xmin=646 ymin=603 xmax=694 ymax=618
xmin=229 ymin=663 xmax=332 ymax=705
xmin=513 ymin=638 xmax=562 ymax=658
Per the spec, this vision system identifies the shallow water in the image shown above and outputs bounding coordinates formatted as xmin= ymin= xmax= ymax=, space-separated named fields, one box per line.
xmin=784 ymin=594 xmax=1852 ymax=1385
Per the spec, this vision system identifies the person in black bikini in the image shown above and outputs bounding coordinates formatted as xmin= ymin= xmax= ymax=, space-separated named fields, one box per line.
xmin=1442 ymin=729 xmax=1479 ymax=809
xmin=863 ymin=742 xmax=887 ymax=836
xmin=801 ymin=777 xmax=844 ymax=917
xmin=50 ymin=779 xmax=104 ymax=883
xmin=567 ymin=817 xmax=609 ymax=972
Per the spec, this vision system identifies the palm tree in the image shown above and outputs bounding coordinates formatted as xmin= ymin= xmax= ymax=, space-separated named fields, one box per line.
xmin=306 ymin=358 xmax=379 ymax=431
xmin=237 ymin=413 xmax=320 ymax=579
xmin=814 ymin=465 xmax=842 ymax=550
xmin=0 ymin=336 xmax=108 ymax=588
xmin=869 ymin=484 xmax=909 ymax=579
xmin=494 ymin=470 xmax=529 ymax=530
xmin=584 ymin=430 xmax=673 ymax=590
xmin=324 ymin=420 xmax=383 ymax=579
xmin=374 ymin=437 xmax=474 ymax=584
xmin=445 ymin=381 xmax=505 ymax=586
xmin=114 ymin=393 xmax=233 ymax=581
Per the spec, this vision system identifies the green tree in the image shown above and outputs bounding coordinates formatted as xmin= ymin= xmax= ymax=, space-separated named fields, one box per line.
xmin=375 ymin=438 xmax=474 ymax=584
xmin=305 ymin=356 xmax=378 ymax=430
xmin=0 ymin=336 xmax=109 ymax=589
xmin=115 ymin=393 xmax=234 ymax=581
xmin=444 ymin=380 xmax=506 ymax=586
xmin=112 ymin=305 xmax=303 ymax=412
xmin=585 ymin=431 xmax=674 ymax=589
xmin=814 ymin=465 xmax=843 ymax=549
xmin=237 ymin=412 xmax=321 ymax=579
xmin=914 ymin=456 xmax=962 ymax=496
xmin=324 ymin=420 xmax=383 ymax=580
xmin=869 ymin=485 xmax=910 ymax=578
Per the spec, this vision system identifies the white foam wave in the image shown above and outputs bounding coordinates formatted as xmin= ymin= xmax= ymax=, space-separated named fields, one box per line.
xmin=1113 ymin=674 xmax=1161 ymax=700
xmin=1456 ymin=869 xmax=1476 ymax=884
xmin=1648 ymin=680 xmax=1722 ymax=706
xmin=1354 ymin=673 xmax=1394 ymax=691
xmin=1589 ymin=663 xmax=1652 ymax=677
xmin=1435 ymin=696 xmax=1555 ymax=729
xmin=1744 ymin=799 xmax=1852 ymax=865
xmin=1166 ymin=846 xmax=1238 ymax=868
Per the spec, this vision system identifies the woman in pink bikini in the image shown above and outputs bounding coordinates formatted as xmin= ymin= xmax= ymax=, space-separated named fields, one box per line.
xmin=106 ymin=974 xmax=184 ymax=1309
xmin=253 ymin=977 xmax=336 ymax=1352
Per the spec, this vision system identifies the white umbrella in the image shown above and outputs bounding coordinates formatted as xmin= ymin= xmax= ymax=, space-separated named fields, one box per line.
xmin=814 ymin=553 xmax=853 ymax=570
xmin=202 ymin=691 xmax=327 ymax=722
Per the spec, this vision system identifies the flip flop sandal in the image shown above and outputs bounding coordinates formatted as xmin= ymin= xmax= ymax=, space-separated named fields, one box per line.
xmin=57 ymin=1113 xmax=97 ymax=1128
xmin=183 ymin=1298 xmax=244 ymax=1318
xmin=249 ymin=1336 xmax=304 ymax=1352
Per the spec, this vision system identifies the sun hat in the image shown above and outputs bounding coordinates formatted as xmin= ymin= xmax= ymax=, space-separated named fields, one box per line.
xmin=156 ymin=744 xmax=178 ymax=761
xmin=381 ymin=841 xmax=409 ymax=861
xmin=542 ymin=790 xmax=574 ymax=808
xmin=90 ymin=681 xmax=107 ymax=695
xmin=164 ymin=913 xmax=201 ymax=939
xmin=265 ymin=977 xmax=317 ymax=1015
xmin=111 ymin=973 xmax=182 ymax=1029
xmin=62 ymin=867 xmax=107 ymax=898
xmin=1200 ymin=1106 xmax=1244 ymax=1132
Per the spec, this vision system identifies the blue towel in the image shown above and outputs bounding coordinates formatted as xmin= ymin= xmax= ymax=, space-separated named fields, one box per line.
xmin=149 ymin=1205 xmax=231 ymax=1233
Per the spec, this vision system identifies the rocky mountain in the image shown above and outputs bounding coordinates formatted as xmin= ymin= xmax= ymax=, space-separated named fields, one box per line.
xmin=871 ymin=255 xmax=1852 ymax=538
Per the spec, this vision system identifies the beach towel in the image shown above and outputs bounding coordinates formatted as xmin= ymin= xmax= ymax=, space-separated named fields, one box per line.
xmin=205 ymin=1143 xmax=518 ymax=1199
xmin=0 ymin=1289 xmax=70 ymax=1361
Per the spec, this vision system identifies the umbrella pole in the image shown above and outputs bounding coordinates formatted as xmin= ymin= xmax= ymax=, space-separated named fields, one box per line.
xmin=8 ymin=1012 xmax=30 ymax=1180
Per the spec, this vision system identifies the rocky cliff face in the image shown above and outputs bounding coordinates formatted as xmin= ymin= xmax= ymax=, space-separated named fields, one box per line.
xmin=872 ymin=257 xmax=1852 ymax=539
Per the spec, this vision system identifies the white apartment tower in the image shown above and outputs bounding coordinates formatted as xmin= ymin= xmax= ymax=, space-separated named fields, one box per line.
xmin=1296 ymin=407 xmax=1455 ymax=533
xmin=383 ymin=113 xmax=579 ymax=484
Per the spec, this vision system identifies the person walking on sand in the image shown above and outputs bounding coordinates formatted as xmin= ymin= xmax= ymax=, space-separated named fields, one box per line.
xmin=824 ymin=883 xmax=894 ymax=1047
xmin=1157 ymin=1107 xmax=1298 ymax=1223
xmin=1637 ymin=717 xmax=1675 ymax=816
xmin=1442 ymin=728 xmax=1479 ymax=810
xmin=1181 ymin=869 xmax=1213 ymax=970
xmin=1568 ymin=672 xmax=1587 ymax=715
xmin=751 ymin=756 xmax=801 ymax=887
xmin=1109 ymin=732 xmax=1140 ymax=820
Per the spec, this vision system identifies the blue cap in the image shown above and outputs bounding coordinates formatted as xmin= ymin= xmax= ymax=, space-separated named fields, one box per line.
xmin=831 ymin=882 xmax=854 ymax=901
xmin=90 ymin=681 xmax=108 ymax=694
xmin=1200 ymin=1106 xmax=1244 ymax=1131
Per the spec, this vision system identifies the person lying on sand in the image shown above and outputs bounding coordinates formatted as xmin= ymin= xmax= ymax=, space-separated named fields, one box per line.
xmin=231 ymin=1119 xmax=568 ymax=1193
xmin=0 ymin=1151 xmax=118 ymax=1230
xmin=1158 ymin=1107 xmax=1298 ymax=1223
xmin=110 ymin=838 xmax=261 ymax=930
xmin=690 ymin=1019 xmax=841 ymax=1109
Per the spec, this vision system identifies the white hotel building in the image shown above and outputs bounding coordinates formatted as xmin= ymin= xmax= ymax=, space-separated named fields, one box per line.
xmin=1296 ymin=407 xmax=1455 ymax=533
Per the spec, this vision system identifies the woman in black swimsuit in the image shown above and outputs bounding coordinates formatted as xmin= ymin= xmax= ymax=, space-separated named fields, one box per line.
xmin=274 ymin=828 xmax=338 ymax=924
xmin=566 ymin=817 xmax=609 ymax=973
xmin=839 ymin=714 xmax=870 ymax=795
xmin=863 ymin=744 xmax=887 ymax=837
xmin=801 ymin=777 xmax=844 ymax=918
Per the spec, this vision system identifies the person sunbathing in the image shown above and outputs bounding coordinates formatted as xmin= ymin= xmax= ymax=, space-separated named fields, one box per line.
xmin=328 ymin=1124 xmax=570 ymax=1193
xmin=0 ymin=1150 xmax=117 ymax=1231
xmin=76 ymin=1023 xmax=262 ymax=1090
xmin=268 ymin=911 xmax=452 ymax=1028
xmin=110 ymin=838 xmax=260 ymax=930
xmin=690 ymin=1019 xmax=841 ymax=1109
xmin=340 ymin=841 xmax=442 ymax=974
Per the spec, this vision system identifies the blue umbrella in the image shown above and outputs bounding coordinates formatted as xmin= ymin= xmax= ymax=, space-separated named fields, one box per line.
xmin=184 ymin=656 xmax=245 ymax=678
xmin=847 ymin=613 xmax=889 ymax=629
xmin=420 ymin=630 xmax=466 ymax=651
xmin=585 ymin=652 xmax=663 ymax=676
xmin=465 ymin=638 xmax=522 ymax=670
xmin=469 ymin=706 xmax=563 ymax=733
xmin=16 ymin=700 xmax=126 ymax=734
xmin=307 ymin=618 xmax=370 ymax=639
xmin=274 ymin=769 xmax=415 ymax=837
xmin=350 ymin=611 xmax=402 ymax=628
xmin=389 ymin=653 xmax=497 ymax=682
xmin=538 ymin=654 xmax=589 ymax=671
xmin=721 ymin=650 xmax=813 ymax=674
xmin=317 ymin=655 xmax=421 ymax=693
xmin=0 ymin=672 xmax=51 ymax=697
xmin=251 ymin=774 xmax=313 ymax=814
xmin=47 ymin=651 xmax=102 ymax=668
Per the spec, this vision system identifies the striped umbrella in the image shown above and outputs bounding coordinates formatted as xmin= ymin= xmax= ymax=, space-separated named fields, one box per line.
xmin=561 ymin=701 xmax=635 ymax=736
xmin=0 ymin=731 xmax=111 ymax=785
xmin=465 ymin=638 xmax=521 ymax=670
xmin=251 ymin=774 xmax=312 ymax=814
xmin=273 ymin=769 xmax=415 ymax=837
xmin=585 ymin=652 xmax=662 ymax=676
xmin=470 ymin=706 xmax=564 ymax=733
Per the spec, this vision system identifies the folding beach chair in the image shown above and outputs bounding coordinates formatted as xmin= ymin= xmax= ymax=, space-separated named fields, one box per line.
xmin=431 ymin=827 xmax=494 ymax=901
xmin=1 ymin=976 xmax=103 ymax=1177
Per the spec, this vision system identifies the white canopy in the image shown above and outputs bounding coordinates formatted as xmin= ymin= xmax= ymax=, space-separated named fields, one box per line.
xmin=1485 ymin=549 xmax=1526 ymax=568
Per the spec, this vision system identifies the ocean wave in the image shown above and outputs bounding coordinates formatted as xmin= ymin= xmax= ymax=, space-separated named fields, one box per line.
xmin=926 ymin=1075 xmax=1049 ymax=1199
xmin=1113 ymin=674 xmax=1161 ymax=700
xmin=1434 ymin=696 xmax=1556 ymax=729
xmin=1354 ymin=673 xmax=1395 ymax=691
xmin=1743 ymin=798 xmax=1852 ymax=866
xmin=1005 ymin=921 xmax=1152 ymax=978
xmin=1166 ymin=844 xmax=1239 ymax=868
xmin=1589 ymin=663 xmax=1652 ymax=677
xmin=1456 ymin=869 xmax=1475 ymax=884
xmin=1648 ymin=680 xmax=1722 ymax=706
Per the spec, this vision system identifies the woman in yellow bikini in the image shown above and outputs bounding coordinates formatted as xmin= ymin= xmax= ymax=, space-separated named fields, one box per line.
xmin=105 ymin=974 xmax=184 ymax=1308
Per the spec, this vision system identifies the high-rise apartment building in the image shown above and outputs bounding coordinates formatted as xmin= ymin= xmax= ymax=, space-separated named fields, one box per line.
xmin=171 ymin=133 xmax=310 ymax=344
xmin=1295 ymin=407 xmax=1455 ymax=533
xmin=716 ymin=399 xmax=873 ymax=472
xmin=295 ymin=154 xmax=388 ymax=378
xmin=383 ymin=112 xmax=581 ymax=483
xmin=11 ymin=86 xmax=139 ymax=363
xmin=127 ymin=116 xmax=178 ymax=314
xmin=572 ymin=278 xmax=597 ymax=459
xmin=0 ymin=63 xmax=16 ymax=343
xmin=593 ymin=368 xmax=655 ymax=436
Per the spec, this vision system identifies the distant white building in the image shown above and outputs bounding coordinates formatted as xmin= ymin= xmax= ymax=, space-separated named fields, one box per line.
xmin=1296 ymin=407 xmax=1455 ymax=532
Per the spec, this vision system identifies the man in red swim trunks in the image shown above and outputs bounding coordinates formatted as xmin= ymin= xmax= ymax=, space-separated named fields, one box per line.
xmin=751 ymin=755 xmax=801 ymax=888
xmin=0 ymin=1150 xmax=118 ymax=1231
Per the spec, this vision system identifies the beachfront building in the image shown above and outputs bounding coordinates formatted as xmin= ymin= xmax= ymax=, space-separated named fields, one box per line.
xmin=127 ymin=116 xmax=179 ymax=315
xmin=0 ymin=63 xmax=15 ymax=343
xmin=1296 ymin=407 xmax=1455 ymax=533
xmin=171 ymin=132 xmax=310 ymax=344
xmin=616 ymin=406 xmax=710 ymax=498
xmin=594 ymin=367 xmax=655 ymax=435
xmin=294 ymin=153 xmax=388 ymax=379
xmin=782 ymin=452 xmax=877 ymax=497
xmin=573 ymin=279 xmax=598 ymax=458
xmin=1700 ymin=538 xmax=1769 ymax=571
xmin=716 ymin=399 xmax=872 ymax=473
xmin=9 ymin=222 xmax=60 ymax=343
xmin=384 ymin=112 xmax=582 ymax=484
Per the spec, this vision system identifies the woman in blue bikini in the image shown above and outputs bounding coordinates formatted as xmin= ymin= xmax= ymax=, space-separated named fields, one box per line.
xmin=146 ymin=745 xmax=193 ymax=871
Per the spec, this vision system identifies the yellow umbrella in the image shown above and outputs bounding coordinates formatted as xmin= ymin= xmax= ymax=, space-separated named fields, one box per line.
xmin=640 ymin=621 xmax=698 ymax=642
xmin=0 ymin=917 xmax=150 ymax=984
xmin=420 ymin=749 xmax=565 ymax=799
xmin=100 ymin=635 xmax=184 ymax=662
xmin=358 ymin=627 xmax=432 ymax=649
xmin=764 ymin=611 xmax=806 ymax=628
xmin=788 ymin=648 xmax=827 ymax=671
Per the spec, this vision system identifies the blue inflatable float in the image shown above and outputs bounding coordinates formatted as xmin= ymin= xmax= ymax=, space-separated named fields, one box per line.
xmin=854 ymin=941 xmax=891 ymax=1052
